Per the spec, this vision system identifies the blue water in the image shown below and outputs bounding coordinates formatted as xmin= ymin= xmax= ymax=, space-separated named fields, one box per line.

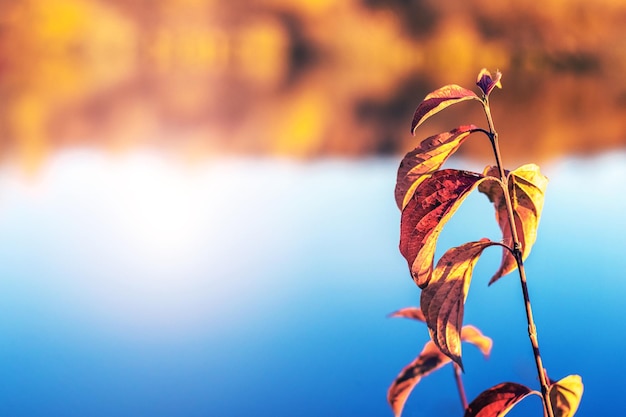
xmin=0 ymin=151 xmax=622 ymax=416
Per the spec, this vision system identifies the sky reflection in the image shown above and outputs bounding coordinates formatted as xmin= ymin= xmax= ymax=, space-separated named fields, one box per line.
xmin=0 ymin=152 xmax=622 ymax=416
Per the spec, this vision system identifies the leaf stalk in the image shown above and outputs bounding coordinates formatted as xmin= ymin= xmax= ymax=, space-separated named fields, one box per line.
xmin=453 ymin=363 xmax=469 ymax=411
xmin=481 ymin=96 xmax=554 ymax=417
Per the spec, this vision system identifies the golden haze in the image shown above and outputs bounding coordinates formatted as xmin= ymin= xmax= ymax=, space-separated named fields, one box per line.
xmin=2 ymin=0 xmax=626 ymax=171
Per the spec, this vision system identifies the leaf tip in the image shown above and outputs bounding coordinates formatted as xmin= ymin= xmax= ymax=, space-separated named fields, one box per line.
xmin=487 ymin=270 xmax=507 ymax=285
xmin=410 ymin=109 xmax=423 ymax=135
xmin=445 ymin=346 xmax=464 ymax=371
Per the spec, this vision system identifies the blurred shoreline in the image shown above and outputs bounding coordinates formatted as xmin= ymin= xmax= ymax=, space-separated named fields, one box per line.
xmin=2 ymin=0 xmax=626 ymax=173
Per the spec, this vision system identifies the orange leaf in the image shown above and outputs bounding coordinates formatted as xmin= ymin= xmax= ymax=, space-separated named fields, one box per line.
xmin=395 ymin=125 xmax=480 ymax=210
xmin=399 ymin=169 xmax=485 ymax=288
xmin=387 ymin=341 xmax=451 ymax=417
xmin=420 ymin=239 xmax=498 ymax=366
xmin=411 ymin=85 xmax=479 ymax=134
xmin=464 ymin=382 xmax=540 ymax=417
xmin=388 ymin=307 xmax=426 ymax=322
xmin=549 ymin=375 xmax=584 ymax=417
xmin=460 ymin=325 xmax=493 ymax=359
xmin=478 ymin=164 xmax=548 ymax=284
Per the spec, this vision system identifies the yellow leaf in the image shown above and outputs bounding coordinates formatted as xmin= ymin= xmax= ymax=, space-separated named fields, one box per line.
xmin=549 ymin=375 xmax=584 ymax=417
xmin=478 ymin=164 xmax=548 ymax=284
xmin=460 ymin=325 xmax=493 ymax=359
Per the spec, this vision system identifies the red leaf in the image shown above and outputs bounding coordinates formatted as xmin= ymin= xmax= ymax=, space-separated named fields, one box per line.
xmin=399 ymin=169 xmax=485 ymax=288
xmin=549 ymin=375 xmax=584 ymax=417
xmin=387 ymin=341 xmax=451 ymax=417
xmin=388 ymin=307 xmax=426 ymax=322
xmin=411 ymin=85 xmax=479 ymax=134
xmin=395 ymin=125 xmax=479 ymax=210
xmin=478 ymin=164 xmax=548 ymax=284
xmin=420 ymin=239 xmax=498 ymax=366
xmin=464 ymin=382 xmax=539 ymax=417
xmin=476 ymin=68 xmax=503 ymax=97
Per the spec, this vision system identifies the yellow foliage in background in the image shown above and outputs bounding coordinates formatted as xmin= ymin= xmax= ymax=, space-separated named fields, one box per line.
xmin=1 ymin=0 xmax=626 ymax=170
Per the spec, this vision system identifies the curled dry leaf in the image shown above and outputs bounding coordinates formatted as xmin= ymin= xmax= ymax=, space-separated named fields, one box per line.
xmin=476 ymin=68 xmax=503 ymax=97
xmin=387 ymin=340 xmax=451 ymax=417
xmin=420 ymin=239 xmax=498 ymax=367
xmin=478 ymin=164 xmax=548 ymax=284
xmin=464 ymin=382 xmax=539 ymax=417
xmin=399 ymin=169 xmax=485 ymax=288
xmin=549 ymin=375 xmax=584 ymax=417
xmin=411 ymin=85 xmax=479 ymax=134
xmin=395 ymin=125 xmax=480 ymax=210
xmin=388 ymin=306 xmax=426 ymax=322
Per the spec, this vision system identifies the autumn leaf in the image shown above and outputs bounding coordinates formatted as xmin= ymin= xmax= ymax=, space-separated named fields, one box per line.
xmin=395 ymin=125 xmax=480 ymax=210
xmin=549 ymin=375 xmax=584 ymax=417
xmin=388 ymin=306 xmax=426 ymax=322
xmin=387 ymin=340 xmax=451 ymax=417
xmin=478 ymin=164 xmax=548 ymax=284
xmin=387 ymin=319 xmax=492 ymax=417
xmin=420 ymin=239 xmax=499 ymax=366
xmin=460 ymin=325 xmax=493 ymax=358
xmin=465 ymin=382 xmax=540 ymax=417
xmin=411 ymin=85 xmax=480 ymax=134
xmin=399 ymin=169 xmax=486 ymax=288
xmin=476 ymin=69 xmax=503 ymax=97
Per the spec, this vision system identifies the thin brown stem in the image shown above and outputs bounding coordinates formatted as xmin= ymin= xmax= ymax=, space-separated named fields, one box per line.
xmin=453 ymin=363 xmax=469 ymax=411
xmin=482 ymin=96 xmax=554 ymax=417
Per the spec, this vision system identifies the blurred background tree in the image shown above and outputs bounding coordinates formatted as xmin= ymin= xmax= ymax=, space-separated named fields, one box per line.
xmin=2 ymin=0 xmax=625 ymax=171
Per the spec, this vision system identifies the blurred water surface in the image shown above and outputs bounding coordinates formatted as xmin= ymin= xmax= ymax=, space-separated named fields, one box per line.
xmin=0 ymin=152 xmax=622 ymax=416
